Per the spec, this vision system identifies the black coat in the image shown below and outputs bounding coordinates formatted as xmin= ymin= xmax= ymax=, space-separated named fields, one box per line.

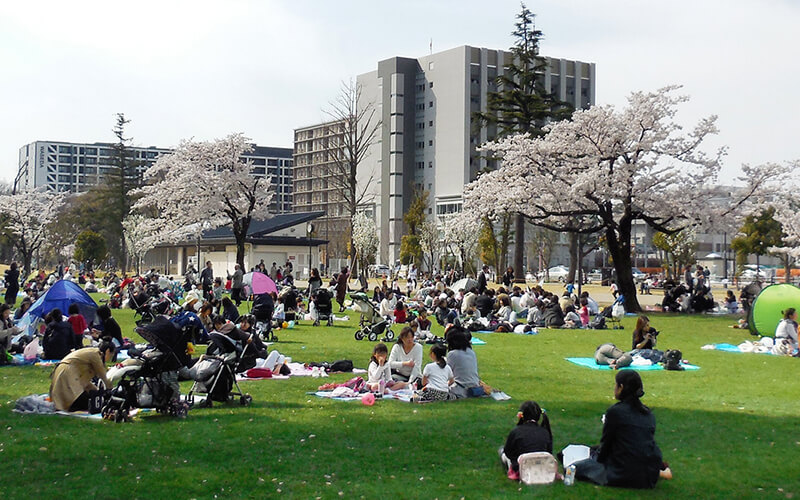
xmin=477 ymin=271 xmax=488 ymax=294
xmin=543 ymin=303 xmax=565 ymax=327
xmin=503 ymin=422 xmax=552 ymax=472
xmin=4 ymin=268 xmax=19 ymax=304
xmin=475 ymin=295 xmax=494 ymax=318
xmin=597 ymin=400 xmax=662 ymax=489
xmin=43 ymin=321 xmax=79 ymax=360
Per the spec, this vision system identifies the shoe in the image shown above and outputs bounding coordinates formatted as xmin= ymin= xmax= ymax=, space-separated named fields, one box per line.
xmin=507 ymin=468 xmax=520 ymax=481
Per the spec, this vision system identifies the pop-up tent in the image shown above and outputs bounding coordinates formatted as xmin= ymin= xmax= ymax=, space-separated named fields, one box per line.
xmin=748 ymin=283 xmax=800 ymax=337
xmin=26 ymin=279 xmax=99 ymax=324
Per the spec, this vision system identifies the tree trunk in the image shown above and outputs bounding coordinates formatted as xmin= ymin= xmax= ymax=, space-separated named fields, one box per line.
xmin=513 ymin=213 xmax=525 ymax=283
xmin=605 ymin=222 xmax=641 ymax=312
xmin=566 ymin=233 xmax=578 ymax=283
xmin=784 ymin=255 xmax=791 ymax=284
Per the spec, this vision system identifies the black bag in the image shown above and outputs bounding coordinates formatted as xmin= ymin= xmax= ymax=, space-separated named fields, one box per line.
xmin=589 ymin=316 xmax=607 ymax=329
xmin=663 ymin=349 xmax=684 ymax=370
xmin=328 ymin=359 xmax=354 ymax=373
xmin=88 ymin=389 xmax=106 ymax=414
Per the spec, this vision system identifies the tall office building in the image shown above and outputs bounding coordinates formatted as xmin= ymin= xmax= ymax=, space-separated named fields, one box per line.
xmin=356 ymin=45 xmax=596 ymax=264
xmin=16 ymin=140 xmax=294 ymax=213
xmin=293 ymin=120 xmax=351 ymax=267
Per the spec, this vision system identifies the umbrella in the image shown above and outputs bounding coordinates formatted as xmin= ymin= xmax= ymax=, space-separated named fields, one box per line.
xmin=242 ymin=272 xmax=278 ymax=295
xmin=451 ymin=278 xmax=478 ymax=291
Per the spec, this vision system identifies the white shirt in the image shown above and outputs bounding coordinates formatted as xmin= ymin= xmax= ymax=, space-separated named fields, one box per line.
xmin=367 ymin=361 xmax=392 ymax=385
xmin=388 ymin=342 xmax=423 ymax=380
xmin=586 ymin=297 xmax=599 ymax=315
xmin=379 ymin=296 xmax=397 ymax=317
xmin=423 ymin=362 xmax=453 ymax=392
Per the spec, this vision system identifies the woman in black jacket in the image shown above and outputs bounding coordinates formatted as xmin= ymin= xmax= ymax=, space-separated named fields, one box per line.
xmin=574 ymin=370 xmax=671 ymax=488
xmin=4 ymin=263 xmax=20 ymax=306
xmin=42 ymin=308 xmax=81 ymax=360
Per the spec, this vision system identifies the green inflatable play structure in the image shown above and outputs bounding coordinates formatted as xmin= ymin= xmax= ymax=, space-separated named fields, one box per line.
xmin=748 ymin=283 xmax=800 ymax=337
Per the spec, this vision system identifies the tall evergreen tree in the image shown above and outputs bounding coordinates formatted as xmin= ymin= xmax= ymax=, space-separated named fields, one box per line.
xmin=474 ymin=4 xmax=572 ymax=281
xmin=98 ymin=113 xmax=141 ymax=270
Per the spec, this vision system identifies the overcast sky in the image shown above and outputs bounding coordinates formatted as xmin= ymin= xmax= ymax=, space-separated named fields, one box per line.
xmin=1 ymin=0 xmax=798 ymax=184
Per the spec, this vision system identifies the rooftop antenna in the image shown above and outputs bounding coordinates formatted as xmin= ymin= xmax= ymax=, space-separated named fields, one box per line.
xmin=429 ymin=38 xmax=433 ymax=55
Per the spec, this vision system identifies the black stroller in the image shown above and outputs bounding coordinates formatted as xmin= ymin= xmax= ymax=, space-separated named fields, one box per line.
xmin=186 ymin=332 xmax=253 ymax=407
xmin=251 ymin=293 xmax=277 ymax=342
xmin=102 ymin=317 xmax=191 ymax=422
xmin=312 ymin=288 xmax=334 ymax=326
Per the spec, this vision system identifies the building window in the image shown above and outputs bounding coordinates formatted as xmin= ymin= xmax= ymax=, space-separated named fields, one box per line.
xmin=429 ymin=120 xmax=433 ymax=127
xmin=428 ymin=161 xmax=433 ymax=168
xmin=416 ymin=103 xmax=425 ymax=111
xmin=58 ymin=146 xmax=71 ymax=153
xmin=428 ymin=101 xmax=434 ymax=108
xmin=428 ymin=140 xmax=433 ymax=146
xmin=416 ymin=122 xmax=425 ymax=130
xmin=428 ymin=62 xmax=434 ymax=70
xmin=429 ymin=82 xmax=434 ymax=88
xmin=417 ymin=161 xmax=424 ymax=170
xmin=417 ymin=142 xmax=424 ymax=149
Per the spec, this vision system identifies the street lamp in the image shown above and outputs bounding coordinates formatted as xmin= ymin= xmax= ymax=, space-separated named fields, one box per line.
xmin=306 ymin=222 xmax=314 ymax=279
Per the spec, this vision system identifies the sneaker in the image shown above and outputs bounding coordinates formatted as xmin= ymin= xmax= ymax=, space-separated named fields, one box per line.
xmin=507 ymin=468 xmax=520 ymax=481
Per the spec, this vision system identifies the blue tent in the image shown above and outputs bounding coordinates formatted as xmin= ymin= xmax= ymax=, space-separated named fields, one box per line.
xmin=26 ymin=279 xmax=99 ymax=325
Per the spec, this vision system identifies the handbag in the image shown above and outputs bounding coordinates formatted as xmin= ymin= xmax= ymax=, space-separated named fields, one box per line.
xmin=88 ymin=389 xmax=106 ymax=414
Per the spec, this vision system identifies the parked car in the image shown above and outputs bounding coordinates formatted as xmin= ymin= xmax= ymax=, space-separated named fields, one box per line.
xmin=368 ymin=264 xmax=391 ymax=278
xmin=631 ymin=267 xmax=646 ymax=282
xmin=740 ymin=268 xmax=767 ymax=280
xmin=537 ymin=265 xmax=570 ymax=282
xmin=587 ymin=269 xmax=602 ymax=283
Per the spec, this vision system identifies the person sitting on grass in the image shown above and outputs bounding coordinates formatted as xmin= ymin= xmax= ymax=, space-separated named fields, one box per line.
xmin=446 ymin=326 xmax=487 ymax=399
xmin=414 ymin=344 xmax=454 ymax=403
xmin=43 ymin=308 xmax=81 ymax=360
xmin=388 ymin=326 xmax=423 ymax=386
xmin=13 ymin=297 xmax=32 ymax=323
xmin=573 ymin=370 xmax=672 ymax=488
xmin=366 ymin=343 xmax=407 ymax=394
xmin=393 ymin=300 xmax=408 ymax=324
xmin=724 ymin=290 xmax=738 ymax=314
xmin=379 ymin=290 xmax=397 ymax=318
xmin=0 ymin=304 xmax=22 ymax=363
xmin=49 ymin=340 xmax=116 ymax=411
xmin=221 ymin=297 xmax=240 ymax=324
xmin=67 ymin=303 xmax=88 ymax=345
xmin=773 ymin=307 xmax=799 ymax=356
xmin=563 ymin=305 xmax=582 ymax=329
xmin=499 ymin=400 xmax=553 ymax=480
xmin=632 ymin=315 xmax=658 ymax=350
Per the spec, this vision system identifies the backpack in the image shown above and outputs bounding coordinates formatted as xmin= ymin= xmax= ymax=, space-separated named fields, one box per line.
xmin=663 ymin=349 xmax=684 ymax=370
xmin=328 ymin=359 xmax=354 ymax=373
xmin=589 ymin=316 xmax=607 ymax=329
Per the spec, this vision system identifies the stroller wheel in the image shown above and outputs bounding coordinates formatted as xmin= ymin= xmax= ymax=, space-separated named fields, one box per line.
xmin=313 ymin=320 xmax=320 ymax=326
xmin=240 ymin=394 xmax=253 ymax=406
xmin=368 ymin=331 xmax=378 ymax=342
xmin=201 ymin=398 xmax=213 ymax=408
xmin=384 ymin=330 xmax=395 ymax=341
xmin=354 ymin=330 xmax=364 ymax=340
xmin=327 ymin=317 xmax=334 ymax=326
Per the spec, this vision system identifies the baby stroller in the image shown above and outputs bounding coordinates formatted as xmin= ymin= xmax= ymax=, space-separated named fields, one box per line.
xmin=350 ymin=292 xmax=395 ymax=342
xmin=312 ymin=288 xmax=334 ymax=326
xmin=102 ymin=317 xmax=191 ymax=422
xmin=599 ymin=297 xmax=625 ymax=329
xmin=251 ymin=293 xmax=278 ymax=342
xmin=186 ymin=332 xmax=253 ymax=408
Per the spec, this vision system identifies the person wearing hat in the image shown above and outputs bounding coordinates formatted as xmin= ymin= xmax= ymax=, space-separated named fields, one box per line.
xmin=49 ymin=340 xmax=116 ymax=411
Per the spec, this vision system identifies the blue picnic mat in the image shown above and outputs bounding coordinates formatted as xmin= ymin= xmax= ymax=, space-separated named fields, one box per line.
xmin=566 ymin=357 xmax=700 ymax=371
xmin=711 ymin=343 xmax=775 ymax=355
xmin=471 ymin=337 xmax=486 ymax=346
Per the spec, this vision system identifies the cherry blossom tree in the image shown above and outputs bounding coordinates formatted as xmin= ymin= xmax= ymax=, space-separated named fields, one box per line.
xmin=134 ymin=133 xmax=273 ymax=270
xmin=469 ymin=86 xmax=784 ymax=311
xmin=351 ymin=212 xmax=378 ymax=274
xmin=443 ymin=211 xmax=481 ymax=275
xmin=0 ymin=189 xmax=65 ymax=275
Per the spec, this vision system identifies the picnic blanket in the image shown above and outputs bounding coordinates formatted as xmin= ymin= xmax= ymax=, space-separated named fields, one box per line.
xmin=566 ymin=357 xmax=700 ymax=371
xmin=702 ymin=343 xmax=775 ymax=355
xmin=312 ymin=389 xmax=512 ymax=402
xmin=237 ymin=362 xmax=367 ymax=381
xmin=471 ymin=337 xmax=486 ymax=346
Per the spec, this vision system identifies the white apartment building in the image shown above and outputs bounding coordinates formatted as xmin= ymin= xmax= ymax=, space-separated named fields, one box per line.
xmin=356 ymin=45 xmax=596 ymax=264
xmin=17 ymin=140 xmax=295 ymax=213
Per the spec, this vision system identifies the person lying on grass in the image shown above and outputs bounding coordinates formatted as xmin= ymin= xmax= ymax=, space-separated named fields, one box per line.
xmin=413 ymin=344 xmax=454 ymax=403
xmin=572 ymin=370 xmax=672 ymax=488
xmin=367 ymin=343 xmax=407 ymax=394
xmin=499 ymin=400 xmax=553 ymax=480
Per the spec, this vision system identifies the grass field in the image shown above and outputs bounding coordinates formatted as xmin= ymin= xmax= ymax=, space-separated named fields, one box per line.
xmin=1 ymin=294 xmax=798 ymax=499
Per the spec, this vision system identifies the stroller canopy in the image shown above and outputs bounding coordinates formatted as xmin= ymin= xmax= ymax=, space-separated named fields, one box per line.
xmin=748 ymin=283 xmax=800 ymax=337
xmin=25 ymin=279 xmax=99 ymax=324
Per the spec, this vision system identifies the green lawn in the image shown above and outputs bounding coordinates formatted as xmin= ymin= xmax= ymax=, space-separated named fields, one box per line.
xmin=1 ymin=296 xmax=798 ymax=499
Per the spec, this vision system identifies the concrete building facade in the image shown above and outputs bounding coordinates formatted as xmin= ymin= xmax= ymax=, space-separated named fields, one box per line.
xmin=356 ymin=45 xmax=596 ymax=264
xmin=17 ymin=140 xmax=295 ymax=213
xmin=292 ymin=120 xmax=351 ymax=269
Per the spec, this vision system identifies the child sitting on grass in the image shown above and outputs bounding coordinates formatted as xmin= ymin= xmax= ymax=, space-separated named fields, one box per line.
xmin=415 ymin=344 xmax=454 ymax=403
xmin=367 ymin=343 xmax=407 ymax=393
xmin=499 ymin=400 xmax=553 ymax=480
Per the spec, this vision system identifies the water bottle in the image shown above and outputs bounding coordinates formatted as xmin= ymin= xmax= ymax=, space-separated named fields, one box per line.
xmin=563 ymin=464 xmax=576 ymax=486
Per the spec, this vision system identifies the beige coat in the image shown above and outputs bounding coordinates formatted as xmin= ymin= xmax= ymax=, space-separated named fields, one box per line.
xmin=49 ymin=348 xmax=111 ymax=411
